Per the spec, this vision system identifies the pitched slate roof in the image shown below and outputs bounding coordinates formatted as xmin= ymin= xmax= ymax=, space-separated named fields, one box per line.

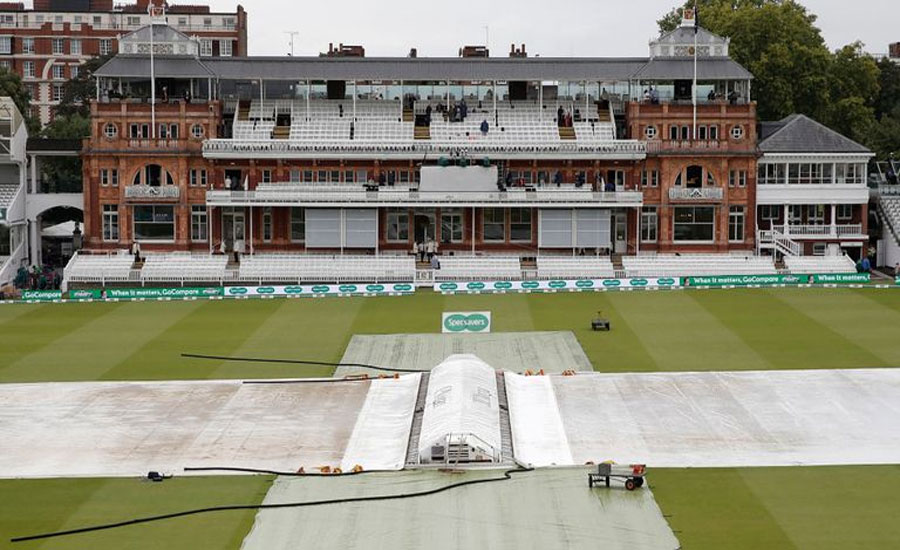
xmin=758 ymin=114 xmax=871 ymax=154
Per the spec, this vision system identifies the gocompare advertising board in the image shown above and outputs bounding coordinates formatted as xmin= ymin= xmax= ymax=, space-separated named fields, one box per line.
xmin=442 ymin=311 xmax=492 ymax=333
xmin=435 ymin=277 xmax=681 ymax=294
xmin=21 ymin=290 xmax=62 ymax=301
xmin=224 ymin=283 xmax=415 ymax=298
xmin=106 ymin=287 xmax=225 ymax=299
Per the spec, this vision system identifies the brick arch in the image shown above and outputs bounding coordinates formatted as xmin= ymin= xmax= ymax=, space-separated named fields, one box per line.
xmin=666 ymin=159 xmax=724 ymax=188
xmin=129 ymin=162 xmax=178 ymax=187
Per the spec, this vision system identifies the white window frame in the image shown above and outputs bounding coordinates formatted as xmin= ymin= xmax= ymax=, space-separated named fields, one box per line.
xmin=440 ymin=209 xmax=463 ymax=244
xmin=641 ymin=207 xmax=658 ymax=243
xmin=482 ymin=208 xmax=506 ymax=242
xmin=70 ymin=39 xmax=82 ymax=56
xmin=22 ymin=37 xmax=34 ymax=54
xmin=102 ymin=205 xmax=119 ymax=242
xmin=837 ymin=204 xmax=853 ymax=221
xmin=99 ymin=39 xmax=112 ymax=56
xmin=52 ymin=84 xmax=64 ymax=102
xmin=199 ymin=39 xmax=213 ymax=57
xmin=290 ymin=207 xmax=305 ymax=243
xmin=51 ymin=38 xmax=64 ymax=55
xmin=509 ymin=208 xmax=532 ymax=243
xmin=23 ymin=60 xmax=34 ymax=78
xmin=219 ymin=39 xmax=233 ymax=57
xmin=729 ymin=206 xmax=745 ymax=243
xmin=52 ymin=64 xmax=64 ymax=80
xmin=386 ymin=208 xmax=409 ymax=243
xmin=0 ymin=36 xmax=11 ymax=55
xmin=262 ymin=207 xmax=272 ymax=242
xmin=191 ymin=206 xmax=208 ymax=242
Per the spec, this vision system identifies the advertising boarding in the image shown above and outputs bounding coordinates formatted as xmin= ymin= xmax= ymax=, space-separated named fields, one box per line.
xmin=435 ymin=277 xmax=681 ymax=294
xmin=442 ymin=311 xmax=492 ymax=334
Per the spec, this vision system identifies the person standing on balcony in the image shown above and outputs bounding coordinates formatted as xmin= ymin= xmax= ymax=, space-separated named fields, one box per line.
xmin=480 ymin=119 xmax=489 ymax=136
xmin=557 ymin=106 xmax=565 ymax=127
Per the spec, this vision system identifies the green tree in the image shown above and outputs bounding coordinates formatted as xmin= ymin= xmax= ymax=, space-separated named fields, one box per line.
xmin=874 ymin=58 xmax=900 ymax=120
xmin=54 ymin=55 xmax=111 ymax=119
xmin=0 ymin=67 xmax=38 ymax=134
xmin=658 ymin=0 xmax=833 ymax=121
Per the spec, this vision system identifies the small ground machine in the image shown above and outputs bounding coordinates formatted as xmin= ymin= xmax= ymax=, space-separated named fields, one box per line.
xmin=588 ymin=463 xmax=646 ymax=491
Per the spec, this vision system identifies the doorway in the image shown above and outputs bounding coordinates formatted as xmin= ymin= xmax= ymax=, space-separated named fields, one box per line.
xmin=222 ymin=208 xmax=245 ymax=252
xmin=413 ymin=210 xmax=436 ymax=243
xmin=612 ymin=211 xmax=627 ymax=254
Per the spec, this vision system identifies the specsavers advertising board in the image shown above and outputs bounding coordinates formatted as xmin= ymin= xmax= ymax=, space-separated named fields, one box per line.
xmin=442 ymin=311 xmax=492 ymax=333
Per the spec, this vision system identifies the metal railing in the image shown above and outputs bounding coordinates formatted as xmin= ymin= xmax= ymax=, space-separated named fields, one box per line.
xmin=777 ymin=224 xmax=864 ymax=237
xmin=206 ymin=187 xmax=644 ymax=206
xmin=203 ymin=138 xmax=648 ymax=157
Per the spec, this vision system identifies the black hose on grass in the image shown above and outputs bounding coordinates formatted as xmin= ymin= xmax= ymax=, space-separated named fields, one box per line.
xmin=183 ymin=466 xmax=381 ymax=477
xmin=10 ymin=467 xmax=532 ymax=544
xmin=181 ymin=353 xmax=429 ymax=373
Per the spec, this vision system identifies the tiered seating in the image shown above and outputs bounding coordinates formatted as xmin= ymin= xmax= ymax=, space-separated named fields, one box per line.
xmin=141 ymin=253 xmax=227 ymax=283
xmin=434 ymin=256 xmax=522 ymax=281
xmin=238 ymin=254 xmax=415 ymax=283
xmin=0 ymin=184 xmax=18 ymax=208
xmin=881 ymin=196 xmax=900 ymax=238
xmin=536 ymin=257 xmax=616 ymax=279
xmin=291 ymin=100 xmax=411 ymax=142
xmin=785 ymin=256 xmax=856 ymax=274
xmin=623 ymin=255 xmax=777 ymax=278
xmin=573 ymin=121 xmax=616 ymax=142
xmin=64 ymin=252 xmax=134 ymax=283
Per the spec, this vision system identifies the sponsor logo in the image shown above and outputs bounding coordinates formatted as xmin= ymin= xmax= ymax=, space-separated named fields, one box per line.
xmin=521 ymin=281 xmax=540 ymax=289
xmin=366 ymin=284 xmax=386 ymax=292
xmin=576 ymin=280 xmax=595 ymax=289
xmin=658 ymin=278 xmax=676 ymax=286
xmin=257 ymin=287 xmax=276 ymax=295
xmin=630 ymin=279 xmax=649 ymax=287
xmin=69 ymin=290 xmax=98 ymax=299
xmin=394 ymin=284 xmax=413 ymax=292
xmin=339 ymin=285 xmax=358 ymax=293
xmin=494 ymin=281 xmax=513 ymax=290
xmin=228 ymin=287 xmax=248 ymax=295
xmin=443 ymin=313 xmax=491 ymax=333
xmin=285 ymin=286 xmax=304 ymax=294
xmin=549 ymin=281 xmax=567 ymax=289
xmin=467 ymin=282 xmax=486 ymax=290
xmin=440 ymin=283 xmax=459 ymax=291
xmin=602 ymin=279 xmax=622 ymax=287
xmin=312 ymin=285 xmax=331 ymax=294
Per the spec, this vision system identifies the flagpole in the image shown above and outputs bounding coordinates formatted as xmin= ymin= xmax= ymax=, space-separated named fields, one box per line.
xmin=149 ymin=6 xmax=156 ymax=139
xmin=692 ymin=6 xmax=698 ymax=140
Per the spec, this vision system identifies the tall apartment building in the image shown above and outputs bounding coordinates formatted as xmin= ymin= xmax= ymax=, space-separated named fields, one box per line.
xmin=0 ymin=0 xmax=247 ymax=126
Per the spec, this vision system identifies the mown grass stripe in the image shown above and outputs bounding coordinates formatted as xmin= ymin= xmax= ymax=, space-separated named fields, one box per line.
xmin=771 ymin=289 xmax=900 ymax=366
xmin=608 ymin=291 xmax=770 ymax=372
xmin=0 ymin=303 xmax=123 ymax=380
xmin=688 ymin=289 xmax=884 ymax=370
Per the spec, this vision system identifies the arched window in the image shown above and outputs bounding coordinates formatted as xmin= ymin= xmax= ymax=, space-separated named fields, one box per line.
xmin=686 ymin=165 xmax=704 ymax=189
xmin=133 ymin=164 xmax=174 ymax=187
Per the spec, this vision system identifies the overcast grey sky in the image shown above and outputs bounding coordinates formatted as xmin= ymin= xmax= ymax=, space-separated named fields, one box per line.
xmin=196 ymin=0 xmax=897 ymax=58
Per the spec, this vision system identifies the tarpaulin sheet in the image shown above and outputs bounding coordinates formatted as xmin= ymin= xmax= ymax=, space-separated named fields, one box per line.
xmin=240 ymin=468 xmax=680 ymax=550
xmin=340 ymin=374 xmax=421 ymax=471
xmin=0 ymin=379 xmax=371 ymax=478
xmin=508 ymin=369 xmax=900 ymax=468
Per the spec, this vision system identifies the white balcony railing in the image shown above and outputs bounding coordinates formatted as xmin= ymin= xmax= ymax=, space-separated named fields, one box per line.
xmin=206 ymin=186 xmax=643 ymax=207
xmin=203 ymin=138 xmax=648 ymax=159
xmin=777 ymin=224 xmax=864 ymax=238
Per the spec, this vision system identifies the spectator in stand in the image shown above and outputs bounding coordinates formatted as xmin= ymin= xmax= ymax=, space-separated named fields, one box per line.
xmin=554 ymin=170 xmax=563 ymax=187
xmin=378 ymin=172 xmax=386 ymax=187
xmin=557 ymin=106 xmax=565 ymax=127
xmin=426 ymin=238 xmax=436 ymax=261
xmin=650 ymin=87 xmax=659 ymax=104
xmin=417 ymin=241 xmax=426 ymax=263
xmin=425 ymin=104 xmax=432 ymax=125
xmin=480 ymin=119 xmax=489 ymax=136
xmin=430 ymin=254 xmax=441 ymax=270
xmin=349 ymin=121 xmax=355 ymax=140
xmin=460 ymin=99 xmax=468 ymax=121
xmin=643 ymin=89 xmax=651 ymax=103
xmin=707 ymin=89 xmax=717 ymax=102
xmin=505 ymin=171 xmax=513 ymax=188
xmin=132 ymin=241 xmax=142 ymax=263
xmin=387 ymin=171 xmax=396 ymax=187
xmin=861 ymin=256 xmax=871 ymax=273
xmin=728 ymin=90 xmax=739 ymax=105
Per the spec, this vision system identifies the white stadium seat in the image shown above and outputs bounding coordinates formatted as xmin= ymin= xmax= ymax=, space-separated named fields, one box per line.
xmin=64 ymin=252 xmax=135 ymax=284
xmin=784 ymin=255 xmax=856 ymax=274
xmin=536 ymin=257 xmax=615 ymax=279
xmin=433 ymin=256 xmax=522 ymax=282
xmin=141 ymin=254 xmax=228 ymax=283
xmin=237 ymin=254 xmax=415 ymax=283
xmin=622 ymin=255 xmax=777 ymax=278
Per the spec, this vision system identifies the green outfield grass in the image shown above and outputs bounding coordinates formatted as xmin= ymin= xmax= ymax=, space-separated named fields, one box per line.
xmin=1 ymin=288 xmax=899 ymax=549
